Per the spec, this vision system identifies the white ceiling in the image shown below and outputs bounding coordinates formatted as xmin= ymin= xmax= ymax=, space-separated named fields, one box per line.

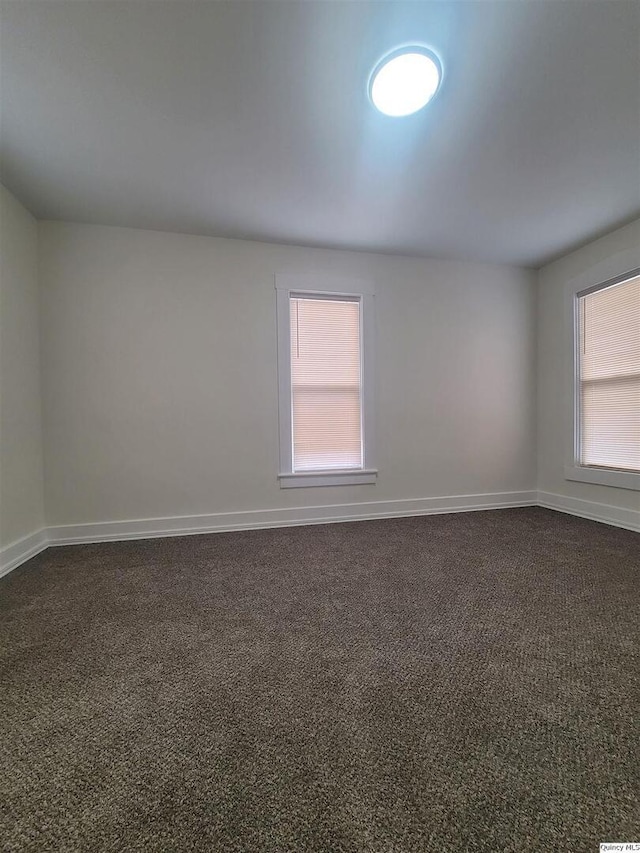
xmin=1 ymin=0 xmax=639 ymax=267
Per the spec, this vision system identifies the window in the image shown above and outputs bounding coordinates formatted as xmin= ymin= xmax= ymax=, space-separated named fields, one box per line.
xmin=276 ymin=275 xmax=376 ymax=488
xmin=571 ymin=270 xmax=640 ymax=489
xmin=290 ymin=296 xmax=362 ymax=471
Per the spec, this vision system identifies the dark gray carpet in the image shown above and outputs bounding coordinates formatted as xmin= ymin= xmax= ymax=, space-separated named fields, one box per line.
xmin=1 ymin=507 xmax=638 ymax=852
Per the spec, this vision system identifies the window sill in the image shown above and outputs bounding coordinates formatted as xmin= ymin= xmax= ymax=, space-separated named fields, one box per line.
xmin=564 ymin=465 xmax=640 ymax=491
xmin=278 ymin=469 xmax=378 ymax=489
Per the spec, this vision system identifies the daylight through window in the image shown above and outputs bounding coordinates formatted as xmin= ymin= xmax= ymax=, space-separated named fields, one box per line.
xmin=577 ymin=273 xmax=640 ymax=472
xmin=290 ymin=295 xmax=362 ymax=472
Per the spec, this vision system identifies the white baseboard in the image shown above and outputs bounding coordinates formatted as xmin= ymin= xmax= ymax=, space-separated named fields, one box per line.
xmin=3 ymin=489 xmax=637 ymax=581
xmin=0 ymin=529 xmax=48 ymax=578
xmin=47 ymin=491 xmax=537 ymax=546
xmin=537 ymin=491 xmax=640 ymax=532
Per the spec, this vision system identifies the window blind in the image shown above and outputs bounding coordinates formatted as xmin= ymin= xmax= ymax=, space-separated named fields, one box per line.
xmin=290 ymin=295 xmax=362 ymax=472
xmin=578 ymin=273 xmax=640 ymax=472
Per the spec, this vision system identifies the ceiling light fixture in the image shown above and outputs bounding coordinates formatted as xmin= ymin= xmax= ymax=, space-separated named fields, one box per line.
xmin=369 ymin=47 xmax=442 ymax=117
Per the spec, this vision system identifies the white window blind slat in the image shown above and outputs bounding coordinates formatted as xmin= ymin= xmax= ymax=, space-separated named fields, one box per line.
xmin=290 ymin=296 xmax=362 ymax=472
xmin=578 ymin=274 xmax=640 ymax=472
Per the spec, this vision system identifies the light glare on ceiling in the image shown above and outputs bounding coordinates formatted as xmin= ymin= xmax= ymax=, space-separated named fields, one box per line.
xmin=370 ymin=49 xmax=441 ymax=117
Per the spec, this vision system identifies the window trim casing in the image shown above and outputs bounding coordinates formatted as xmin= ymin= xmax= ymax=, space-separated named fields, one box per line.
xmin=275 ymin=274 xmax=376 ymax=488
xmin=565 ymin=266 xmax=640 ymax=492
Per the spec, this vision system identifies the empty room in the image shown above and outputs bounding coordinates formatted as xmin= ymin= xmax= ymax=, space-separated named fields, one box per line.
xmin=1 ymin=1 xmax=638 ymax=851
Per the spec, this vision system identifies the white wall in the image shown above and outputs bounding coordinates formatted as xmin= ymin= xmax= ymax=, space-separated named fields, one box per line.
xmin=0 ymin=186 xmax=45 ymax=548
xmin=38 ymin=222 xmax=536 ymax=527
xmin=537 ymin=218 xmax=640 ymax=520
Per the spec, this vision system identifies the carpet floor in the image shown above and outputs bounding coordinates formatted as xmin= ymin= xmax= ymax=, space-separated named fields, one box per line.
xmin=1 ymin=507 xmax=638 ymax=852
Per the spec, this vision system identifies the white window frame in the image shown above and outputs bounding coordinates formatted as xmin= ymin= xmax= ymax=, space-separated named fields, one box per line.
xmin=275 ymin=274 xmax=377 ymax=488
xmin=565 ymin=267 xmax=640 ymax=492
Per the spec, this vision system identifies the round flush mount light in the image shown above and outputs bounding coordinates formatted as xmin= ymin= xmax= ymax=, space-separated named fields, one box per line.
xmin=369 ymin=47 xmax=442 ymax=117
